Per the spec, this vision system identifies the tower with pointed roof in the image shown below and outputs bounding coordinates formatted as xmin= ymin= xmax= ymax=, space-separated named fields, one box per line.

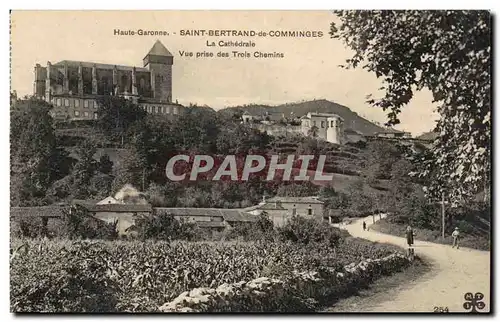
xmin=143 ymin=40 xmax=173 ymax=103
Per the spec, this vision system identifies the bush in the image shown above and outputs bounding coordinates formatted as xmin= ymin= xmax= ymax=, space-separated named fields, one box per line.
xmin=62 ymin=207 xmax=118 ymax=240
xmin=14 ymin=218 xmax=48 ymax=238
xmin=277 ymin=216 xmax=347 ymax=247
xmin=134 ymin=212 xmax=199 ymax=241
xmin=11 ymin=241 xmax=119 ymax=312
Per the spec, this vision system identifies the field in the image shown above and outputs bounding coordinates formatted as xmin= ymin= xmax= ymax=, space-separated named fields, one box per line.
xmin=10 ymin=236 xmax=409 ymax=312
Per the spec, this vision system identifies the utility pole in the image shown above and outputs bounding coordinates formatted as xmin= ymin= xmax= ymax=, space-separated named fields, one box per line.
xmin=441 ymin=191 xmax=445 ymax=239
xmin=142 ymin=168 xmax=146 ymax=192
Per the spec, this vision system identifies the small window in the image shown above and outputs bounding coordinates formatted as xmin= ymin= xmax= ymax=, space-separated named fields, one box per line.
xmin=331 ymin=121 xmax=334 ymax=127
xmin=84 ymin=111 xmax=89 ymax=117
xmin=64 ymin=99 xmax=70 ymax=107
xmin=321 ymin=121 xmax=325 ymax=128
xmin=313 ymin=121 xmax=317 ymax=127
xmin=152 ymin=106 xmax=156 ymax=113
xmin=93 ymin=112 xmax=98 ymax=119
xmin=83 ymin=100 xmax=89 ymax=108
xmin=74 ymin=99 xmax=80 ymax=108
xmin=74 ymin=110 xmax=80 ymax=117
xmin=166 ymin=106 xmax=171 ymax=114
xmin=173 ymin=107 xmax=179 ymax=115
xmin=56 ymin=98 xmax=62 ymax=107
xmin=308 ymin=205 xmax=312 ymax=216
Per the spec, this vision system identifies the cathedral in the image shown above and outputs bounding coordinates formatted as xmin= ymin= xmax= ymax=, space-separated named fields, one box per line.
xmin=33 ymin=40 xmax=184 ymax=121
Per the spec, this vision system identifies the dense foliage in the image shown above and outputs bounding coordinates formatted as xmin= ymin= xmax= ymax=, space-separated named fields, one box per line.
xmin=331 ymin=10 xmax=491 ymax=203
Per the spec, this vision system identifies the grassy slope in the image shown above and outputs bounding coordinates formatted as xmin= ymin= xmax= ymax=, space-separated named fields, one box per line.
xmin=220 ymin=99 xmax=400 ymax=136
xmin=370 ymin=219 xmax=490 ymax=251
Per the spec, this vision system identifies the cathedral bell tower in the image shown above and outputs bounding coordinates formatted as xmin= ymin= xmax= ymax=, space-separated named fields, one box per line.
xmin=143 ymin=40 xmax=173 ymax=103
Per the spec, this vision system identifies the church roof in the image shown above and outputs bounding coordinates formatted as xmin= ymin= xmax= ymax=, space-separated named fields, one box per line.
xmin=54 ymin=60 xmax=148 ymax=72
xmin=145 ymin=40 xmax=173 ymax=57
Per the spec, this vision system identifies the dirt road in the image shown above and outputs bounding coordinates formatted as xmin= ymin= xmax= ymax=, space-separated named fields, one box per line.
xmin=333 ymin=215 xmax=491 ymax=313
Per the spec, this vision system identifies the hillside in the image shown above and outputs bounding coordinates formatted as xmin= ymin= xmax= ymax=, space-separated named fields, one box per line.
xmin=416 ymin=131 xmax=438 ymax=141
xmin=219 ymin=99 xmax=400 ymax=136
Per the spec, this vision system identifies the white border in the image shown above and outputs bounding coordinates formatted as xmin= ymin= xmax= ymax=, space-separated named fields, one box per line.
xmin=2 ymin=2 xmax=498 ymax=321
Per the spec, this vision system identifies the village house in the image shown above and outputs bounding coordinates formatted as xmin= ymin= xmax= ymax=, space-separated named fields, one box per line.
xmin=154 ymin=208 xmax=258 ymax=232
xmin=73 ymin=201 xmax=153 ymax=236
xmin=244 ymin=196 xmax=326 ymax=227
xmin=69 ymin=197 xmax=259 ymax=236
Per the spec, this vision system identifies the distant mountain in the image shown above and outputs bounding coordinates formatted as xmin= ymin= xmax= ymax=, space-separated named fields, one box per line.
xmin=219 ymin=99 xmax=399 ymax=136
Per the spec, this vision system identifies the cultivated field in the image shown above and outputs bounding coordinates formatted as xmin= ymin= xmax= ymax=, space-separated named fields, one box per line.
xmin=10 ymin=236 xmax=409 ymax=312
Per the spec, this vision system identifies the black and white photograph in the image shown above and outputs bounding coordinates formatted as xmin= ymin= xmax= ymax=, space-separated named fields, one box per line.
xmin=8 ymin=10 xmax=492 ymax=313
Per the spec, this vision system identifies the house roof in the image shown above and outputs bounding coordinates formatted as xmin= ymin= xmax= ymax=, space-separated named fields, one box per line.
xmin=54 ymin=60 xmax=149 ymax=72
xmin=257 ymin=203 xmax=286 ymax=211
xmin=77 ymin=203 xmax=152 ymax=213
xmin=72 ymin=199 xmax=100 ymax=206
xmin=196 ymin=221 xmax=227 ymax=228
xmin=145 ymin=40 xmax=173 ymax=57
xmin=307 ymin=112 xmax=344 ymax=121
xmin=10 ymin=206 xmax=68 ymax=218
xmin=266 ymin=196 xmax=324 ymax=204
xmin=222 ymin=210 xmax=258 ymax=222
xmin=154 ymin=208 xmax=258 ymax=222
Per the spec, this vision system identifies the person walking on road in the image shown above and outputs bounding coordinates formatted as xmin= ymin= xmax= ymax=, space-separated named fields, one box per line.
xmin=406 ymin=225 xmax=415 ymax=247
xmin=362 ymin=221 xmax=366 ymax=231
xmin=452 ymin=227 xmax=460 ymax=249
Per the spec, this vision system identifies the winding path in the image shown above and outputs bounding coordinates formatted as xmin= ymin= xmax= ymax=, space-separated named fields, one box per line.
xmin=333 ymin=215 xmax=491 ymax=313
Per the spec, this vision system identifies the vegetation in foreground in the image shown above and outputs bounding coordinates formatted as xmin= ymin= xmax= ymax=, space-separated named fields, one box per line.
xmin=10 ymin=216 xmax=409 ymax=313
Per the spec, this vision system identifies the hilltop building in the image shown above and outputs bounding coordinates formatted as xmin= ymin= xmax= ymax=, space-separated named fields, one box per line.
xmin=300 ymin=112 xmax=345 ymax=145
xmin=242 ymin=110 xmax=346 ymax=145
xmin=32 ymin=40 xmax=185 ymax=121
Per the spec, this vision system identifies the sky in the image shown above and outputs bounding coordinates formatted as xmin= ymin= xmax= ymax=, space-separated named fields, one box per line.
xmin=11 ymin=10 xmax=439 ymax=136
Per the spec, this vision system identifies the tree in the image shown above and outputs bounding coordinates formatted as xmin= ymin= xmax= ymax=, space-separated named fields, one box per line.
xmin=71 ymin=140 xmax=98 ymax=198
xmin=11 ymin=98 xmax=58 ymax=206
xmin=95 ymin=96 xmax=147 ymax=145
xmin=98 ymin=154 xmax=113 ymax=175
xmin=331 ymin=10 xmax=491 ymax=203
xmin=307 ymin=125 xmax=319 ymax=138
